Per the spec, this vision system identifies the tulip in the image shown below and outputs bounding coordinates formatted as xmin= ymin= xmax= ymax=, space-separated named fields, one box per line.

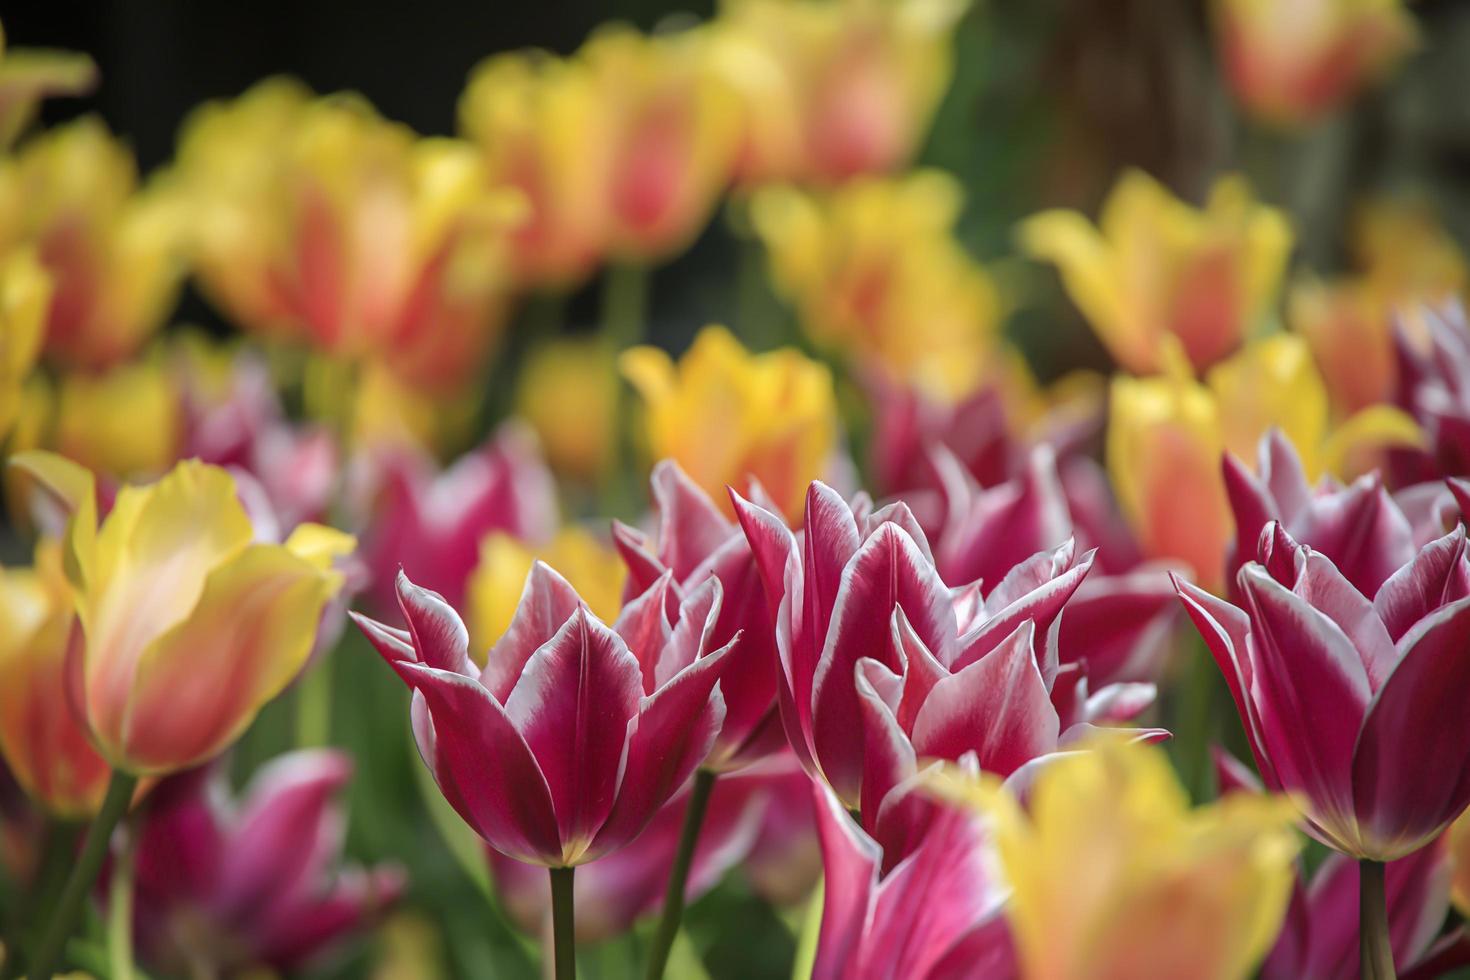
xmin=579 ymin=25 xmax=740 ymax=265
xmin=0 ymin=248 xmax=48 ymax=440
xmin=120 ymin=751 xmax=403 ymax=976
xmin=173 ymin=78 xmax=519 ymax=389
xmin=750 ymin=172 xmax=1001 ymax=402
xmin=1021 ymin=170 xmax=1291 ymax=375
xmin=351 ymin=564 xmax=735 ymax=973
xmin=355 ymin=425 xmax=558 ymax=618
xmin=733 ymin=479 xmax=1160 ymax=812
xmin=0 ymin=24 xmax=96 ymax=148
xmin=622 ymin=324 xmax=838 ymax=522
xmin=467 ymin=526 xmax=626 ymax=659
xmin=712 ymin=0 xmax=968 ymax=185
xmin=516 ymin=337 xmax=619 ymax=482
xmin=48 ymin=359 xmax=182 ymax=481
xmin=0 ymin=540 xmax=110 ymax=818
xmin=458 ymin=50 xmax=612 ymax=289
xmin=11 ymin=451 xmax=353 ymax=774
xmin=810 ymin=772 xmax=1014 ymax=979
xmin=1178 ymin=520 xmax=1470 ymax=862
xmin=946 ymin=737 xmax=1300 ymax=980
xmin=1394 ymin=302 xmax=1470 ymax=481
xmin=613 ymin=460 xmax=782 ymax=769
xmin=1215 ymin=747 xmax=1461 ymax=980
xmin=0 ymin=117 xmax=184 ymax=370
xmin=1213 ymin=0 xmax=1416 ymax=127
xmin=488 ymin=753 xmax=814 ymax=943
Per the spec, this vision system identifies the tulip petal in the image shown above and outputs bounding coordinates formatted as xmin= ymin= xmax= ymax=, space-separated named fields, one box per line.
xmin=855 ymin=659 xmax=917 ymax=828
xmin=393 ymin=661 xmax=560 ymax=864
xmin=811 ymin=523 xmax=954 ymax=801
xmin=614 ymin=569 xmax=675 ymax=691
xmin=395 ymin=571 xmax=474 ymax=676
xmin=119 ymin=544 xmax=334 ymax=772
xmin=1296 ymin=478 xmax=1416 ymax=598
xmin=1292 ymin=550 xmax=1396 ymax=691
xmin=1374 ymin=527 xmax=1470 ymax=643
xmin=503 ymin=609 xmax=643 ymax=860
xmin=912 ymin=621 xmax=1059 ymax=777
xmin=650 ymin=460 xmax=734 ymax=580
xmin=811 ymin=779 xmax=881 ymax=980
xmin=349 ymin=611 xmax=416 ymax=665
xmin=951 ymin=549 xmax=1092 ymax=674
xmin=481 ymin=561 xmax=584 ymax=701
xmin=658 ymin=575 xmax=722 ymax=687
xmin=1353 ymin=597 xmax=1470 ymax=859
xmin=1057 ymin=568 xmax=1179 ymax=684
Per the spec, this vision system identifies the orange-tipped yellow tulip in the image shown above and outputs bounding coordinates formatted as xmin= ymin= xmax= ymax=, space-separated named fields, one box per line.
xmin=943 ymin=738 xmax=1300 ymax=980
xmin=0 ymin=118 xmax=184 ymax=370
xmin=459 ymin=50 xmax=613 ymax=290
xmin=580 ymin=25 xmax=740 ymax=264
xmin=466 ymin=527 xmax=627 ymax=661
xmin=751 ymin=171 xmax=1001 ymax=401
xmin=1021 ymin=170 xmax=1291 ymax=375
xmin=0 ymin=248 xmax=49 ymax=439
xmin=175 ymin=78 xmax=519 ymax=389
xmin=9 ymin=453 xmax=354 ymax=775
xmin=0 ymin=540 xmax=110 ymax=818
xmin=1214 ymin=0 xmax=1416 ymax=127
xmin=713 ymin=0 xmax=967 ymax=185
xmin=515 ymin=337 xmax=619 ymax=482
xmin=622 ymin=324 xmax=838 ymax=521
xmin=1108 ymin=336 xmax=1420 ymax=588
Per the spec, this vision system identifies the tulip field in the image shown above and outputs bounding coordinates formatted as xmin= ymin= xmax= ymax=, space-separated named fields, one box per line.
xmin=4 ymin=0 xmax=1470 ymax=977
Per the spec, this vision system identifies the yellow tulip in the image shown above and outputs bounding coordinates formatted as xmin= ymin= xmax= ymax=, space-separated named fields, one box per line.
xmin=941 ymin=738 xmax=1300 ymax=980
xmin=1021 ymin=170 xmax=1291 ymax=375
xmin=712 ymin=0 xmax=967 ymax=185
xmin=751 ymin=171 xmax=1000 ymax=401
xmin=0 ymin=118 xmax=184 ymax=370
xmin=515 ymin=337 xmax=618 ymax=481
xmin=9 ymin=453 xmax=354 ymax=775
xmin=174 ymin=78 xmax=519 ymax=388
xmin=622 ymin=324 xmax=837 ymax=521
xmin=1108 ymin=336 xmax=1420 ymax=588
xmin=0 ymin=540 xmax=110 ymax=818
xmin=1213 ymin=0 xmax=1416 ymax=127
xmin=466 ymin=527 xmax=627 ymax=663
xmin=55 ymin=359 xmax=181 ymax=480
xmin=0 ymin=18 xmax=96 ymax=148
xmin=0 ymin=248 xmax=49 ymax=439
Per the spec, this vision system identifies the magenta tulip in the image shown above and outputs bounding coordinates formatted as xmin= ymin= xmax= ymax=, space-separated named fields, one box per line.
xmin=1179 ymin=521 xmax=1470 ymax=860
xmin=612 ymin=460 xmax=783 ymax=770
xmin=352 ymin=564 xmax=734 ymax=867
xmin=1394 ymin=302 xmax=1470 ymax=482
xmin=121 ymin=751 xmax=402 ymax=977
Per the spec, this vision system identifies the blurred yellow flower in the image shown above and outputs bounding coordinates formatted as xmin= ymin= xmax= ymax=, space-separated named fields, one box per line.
xmin=0 ymin=540 xmax=111 ymax=819
xmin=1108 ymin=336 xmax=1420 ymax=588
xmin=466 ymin=528 xmax=626 ymax=663
xmin=580 ymin=25 xmax=741 ymax=264
xmin=344 ymin=360 xmax=479 ymax=457
xmin=1214 ymin=0 xmax=1416 ymax=127
xmin=1021 ymin=170 xmax=1291 ymax=375
xmin=752 ymin=171 xmax=1000 ymax=401
xmin=53 ymin=359 xmax=181 ymax=480
xmin=516 ymin=337 xmax=618 ymax=482
xmin=712 ymin=0 xmax=967 ymax=185
xmin=0 ymin=118 xmax=185 ymax=370
xmin=459 ymin=50 xmax=613 ymax=291
xmin=0 ymin=249 xmax=49 ymax=439
xmin=174 ymin=78 xmax=519 ymax=389
xmin=622 ymin=324 xmax=837 ymax=521
xmin=942 ymin=738 xmax=1299 ymax=980
xmin=11 ymin=452 xmax=354 ymax=775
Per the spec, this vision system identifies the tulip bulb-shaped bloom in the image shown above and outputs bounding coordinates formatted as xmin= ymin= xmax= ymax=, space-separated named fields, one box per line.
xmin=1022 ymin=170 xmax=1291 ymax=375
xmin=0 ymin=118 xmax=184 ymax=370
xmin=0 ymin=540 xmax=109 ymax=817
xmin=124 ymin=751 xmax=404 ymax=976
xmin=11 ymin=452 xmax=354 ymax=774
xmin=352 ymin=565 xmax=734 ymax=867
xmin=622 ymin=324 xmax=838 ymax=522
xmin=945 ymin=738 xmax=1300 ymax=980
xmin=613 ymin=460 xmax=783 ymax=769
xmin=1178 ymin=521 xmax=1470 ymax=860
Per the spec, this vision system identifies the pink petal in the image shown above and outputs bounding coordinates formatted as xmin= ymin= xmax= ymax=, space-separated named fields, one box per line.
xmin=1057 ymin=568 xmax=1179 ymax=684
xmin=1260 ymin=427 xmax=1312 ymax=523
xmin=481 ymin=561 xmax=585 ymax=701
xmin=650 ymin=460 xmax=736 ymax=580
xmin=1373 ymin=526 xmax=1470 ymax=643
xmin=1211 ymin=744 xmax=1264 ymax=795
xmin=394 ymin=571 xmax=474 ymax=675
xmin=855 ymin=659 xmax=918 ymax=827
xmin=951 ymin=547 xmax=1093 ymax=674
xmin=658 ymin=575 xmax=723 ymax=687
xmin=1292 ymin=550 xmax=1397 ymax=691
xmin=350 ymin=612 xmax=416 ymax=666
xmin=811 ymin=778 xmax=880 ymax=980
xmin=1297 ymin=475 xmax=1416 ymax=597
xmin=503 ymin=609 xmax=644 ymax=859
xmin=612 ymin=519 xmax=666 ymax=600
xmin=613 ymin=570 xmax=675 ymax=692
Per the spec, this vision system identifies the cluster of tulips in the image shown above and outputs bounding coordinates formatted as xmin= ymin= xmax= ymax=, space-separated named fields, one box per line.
xmin=0 ymin=0 xmax=1466 ymax=977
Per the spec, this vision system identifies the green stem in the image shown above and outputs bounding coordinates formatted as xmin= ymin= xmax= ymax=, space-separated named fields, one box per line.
xmin=294 ymin=658 xmax=333 ymax=748
xmin=602 ymin=263 xmax=648 ymax=352
xmin=549 ymin=866 xmax=576 ymax=980
xmin=0 ymin=822 xmax=78 ymax=980
xmin=644 ymin=769 xmax=717 ymax=980
xmin=29 ymin=769 xmax=137 ymax=980
xmin=1360 ymin=859 xmax=1395 ymax=980
xmin=107 ymin=820 xmax=136 ymax=980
